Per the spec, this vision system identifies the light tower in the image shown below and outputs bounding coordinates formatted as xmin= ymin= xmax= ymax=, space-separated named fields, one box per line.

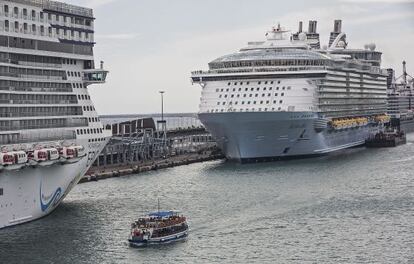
xmin=157 ymin=91 xmax=167 ymax=134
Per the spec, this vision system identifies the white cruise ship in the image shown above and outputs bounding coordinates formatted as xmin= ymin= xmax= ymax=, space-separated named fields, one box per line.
xmin=0 ymin=0 xmax=110 ymax=229
xmin=387 ymin=62 xmax=414 ymax=132
xmin=192 ymin=20 xmax=389 ymax=163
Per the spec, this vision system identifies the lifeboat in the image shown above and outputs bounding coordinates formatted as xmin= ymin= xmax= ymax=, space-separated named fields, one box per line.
xmin=0 ymin=151 xmax=27 ymax=171
xmin=33 ymin=148 xmax=60 ymax=166
xmin=60 ymin=146 xmax=86 ymax=164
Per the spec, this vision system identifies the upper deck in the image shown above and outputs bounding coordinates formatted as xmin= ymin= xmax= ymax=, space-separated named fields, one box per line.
xmin=192 ymin=20 xmax=386 ymax=82
xmin=4 ymin=0 xmax=93 ymax=18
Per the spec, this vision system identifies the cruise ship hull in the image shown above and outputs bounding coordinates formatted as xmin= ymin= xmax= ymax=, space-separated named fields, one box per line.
xmin=0 ymin=138 xmax=109 ymax=229
xmin=199 ymin=112 xmax=379 ymax=162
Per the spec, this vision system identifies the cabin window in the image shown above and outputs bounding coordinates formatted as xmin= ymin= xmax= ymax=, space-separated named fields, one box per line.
xmin=0 ymin=188 xmax=3 ymax=196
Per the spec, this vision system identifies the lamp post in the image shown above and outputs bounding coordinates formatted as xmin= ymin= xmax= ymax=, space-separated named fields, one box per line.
xmin=159 ymin=91 xmax=165 ymax=122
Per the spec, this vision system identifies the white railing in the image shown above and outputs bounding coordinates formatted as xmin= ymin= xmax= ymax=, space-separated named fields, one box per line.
xmin=192 ymin=66 xmax=327 ymax=76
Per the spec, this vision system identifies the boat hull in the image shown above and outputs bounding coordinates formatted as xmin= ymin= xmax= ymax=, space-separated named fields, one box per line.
xmin=199 ymin=112 xmax=380 ymax=162
xmin=129 ymin=230 xmax=189 ymax=247
xmin=0 ymin=137 xmax=109 ymax=229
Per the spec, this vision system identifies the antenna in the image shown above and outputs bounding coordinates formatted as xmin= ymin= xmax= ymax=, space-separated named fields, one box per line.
xmin=157 ymin=197 xmax=160 ymax=213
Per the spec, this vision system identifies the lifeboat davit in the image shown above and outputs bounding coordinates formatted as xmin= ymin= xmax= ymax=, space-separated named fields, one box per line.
xmin=32 ymin=148 xmax=60 ymax=166
xmin=60 ymin=146 xmax=86 ymax=164
xmin=0 ymin=151 xmax=28 ymax=171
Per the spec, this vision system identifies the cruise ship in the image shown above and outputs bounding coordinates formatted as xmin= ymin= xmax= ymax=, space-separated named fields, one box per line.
xmin=0 ymin=0 xmax=110 ymax=229
xmin=387 ymin=61 xmax=414 ymax=132
xmin=192 ymin=20 xmax=389 ymax=163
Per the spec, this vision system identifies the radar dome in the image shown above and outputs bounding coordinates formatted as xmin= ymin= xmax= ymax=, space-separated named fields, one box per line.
xmin=337 ymin=41 xmax=346 ymax=48
xmin=368 ymin=43 xmax=376 ymax=51
xmin=298 ymin=32 xmax=307 ymax=41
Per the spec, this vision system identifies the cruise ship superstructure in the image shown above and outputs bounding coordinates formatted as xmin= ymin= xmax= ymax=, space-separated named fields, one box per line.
xmin=192 ymin=20 xmax=389 ymax=162
xmin=387 ymin=61 xmax=414 ymax=131
xmin=0 ymin=0 xmax=110 ymax=228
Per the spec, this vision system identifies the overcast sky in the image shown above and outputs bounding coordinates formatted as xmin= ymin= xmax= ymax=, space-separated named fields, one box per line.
xmin=69 ymin=0 xmax=414 ymax=115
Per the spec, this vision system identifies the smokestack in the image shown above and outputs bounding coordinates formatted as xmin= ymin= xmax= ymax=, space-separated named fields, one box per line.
xmin=334 ymin=20 xmax=342 ymax=33
xmin=308 ymin=20 xmax=317 ymax=34
xmin=298 ymin=21 xmax=303 ymax=33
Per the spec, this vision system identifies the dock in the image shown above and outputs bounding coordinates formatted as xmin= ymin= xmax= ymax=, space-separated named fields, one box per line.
xmin=80 ymin=115 xmax=224 ymax=183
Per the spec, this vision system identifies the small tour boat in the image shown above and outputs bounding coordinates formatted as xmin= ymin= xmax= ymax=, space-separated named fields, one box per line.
xmin=128 ymin=211 xmax=189 ymax=247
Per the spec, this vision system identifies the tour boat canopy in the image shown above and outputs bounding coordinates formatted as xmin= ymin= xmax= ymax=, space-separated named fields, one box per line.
xmin=148 ymin=211 xmax=179 ymax=218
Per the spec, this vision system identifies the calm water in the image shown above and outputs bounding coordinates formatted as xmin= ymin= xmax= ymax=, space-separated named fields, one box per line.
xmin=1 ymin=137 xmax=414 ymax=263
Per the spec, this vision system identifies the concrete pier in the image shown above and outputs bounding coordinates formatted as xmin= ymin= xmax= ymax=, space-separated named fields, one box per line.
xmin=80 ymin=149 xmax=224 ymax=183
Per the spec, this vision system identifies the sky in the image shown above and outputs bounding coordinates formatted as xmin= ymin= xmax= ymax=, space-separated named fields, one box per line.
xmin=69 ymin=0 xmax=414 ymax=115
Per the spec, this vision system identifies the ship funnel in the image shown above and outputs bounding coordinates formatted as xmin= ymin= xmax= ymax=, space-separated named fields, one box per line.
xmin=308 ymin=20 xmax=317 ymax=33
xmin=298 ymin=21 xmax=303 ymax=33
xmin=333 ymin=19 xmax=342 ymax=33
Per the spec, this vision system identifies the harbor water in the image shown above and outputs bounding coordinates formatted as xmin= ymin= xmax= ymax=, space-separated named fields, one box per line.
xmin=1 ymin=136 xmax=414 ymax=263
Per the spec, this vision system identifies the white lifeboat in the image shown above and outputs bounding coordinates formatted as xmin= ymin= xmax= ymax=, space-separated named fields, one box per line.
xmin=60 ymin=146 xmax=86 ymax=164
xmin=0 ymin=151 xmax=28 ymax=171
xmin=33 ymin=148 xmax=60 ymax=167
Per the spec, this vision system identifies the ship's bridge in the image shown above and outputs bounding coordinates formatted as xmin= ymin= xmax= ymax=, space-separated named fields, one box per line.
xmin=83 ymin=69 xmax=108 ymax=84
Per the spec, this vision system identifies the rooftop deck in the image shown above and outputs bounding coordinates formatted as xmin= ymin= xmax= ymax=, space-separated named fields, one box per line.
xmin=5 ymin=0 xmax=94 ymax=18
